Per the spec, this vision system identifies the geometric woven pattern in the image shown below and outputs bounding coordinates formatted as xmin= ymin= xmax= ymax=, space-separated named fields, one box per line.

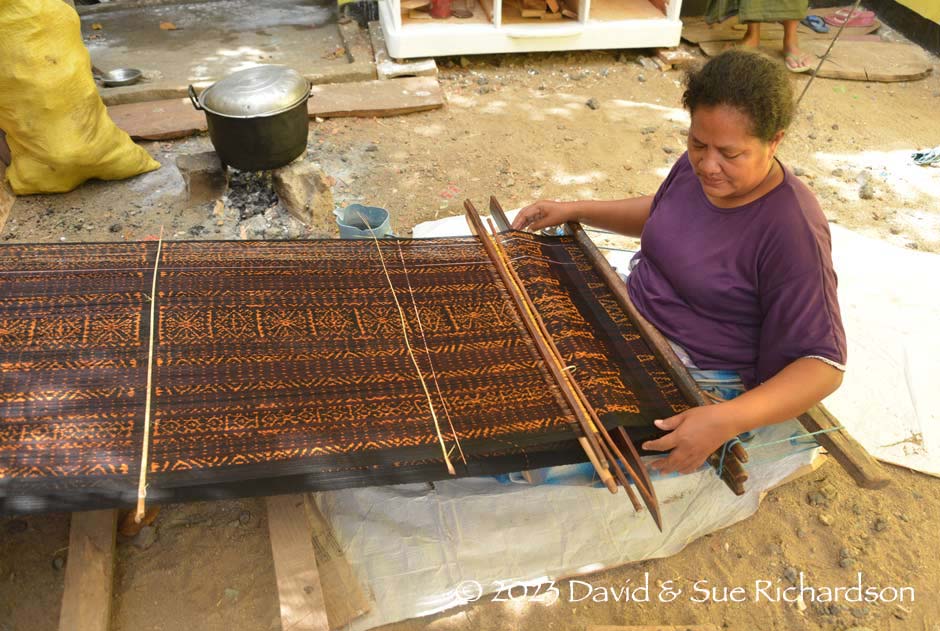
xmin=0 ymin=234 xmax=685 ymax=514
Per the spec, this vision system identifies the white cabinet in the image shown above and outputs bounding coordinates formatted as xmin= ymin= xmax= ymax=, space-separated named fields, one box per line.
xmin=379 ymin=0 xmax=682 ymax=59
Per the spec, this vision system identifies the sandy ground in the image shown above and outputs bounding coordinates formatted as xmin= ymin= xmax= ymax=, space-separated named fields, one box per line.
xmin=2 ymin=41 xmax=940 ymax=631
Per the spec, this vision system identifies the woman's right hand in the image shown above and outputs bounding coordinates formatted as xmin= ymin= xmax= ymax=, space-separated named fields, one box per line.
xmin=511 ymin=200 xmax=574 ymax=232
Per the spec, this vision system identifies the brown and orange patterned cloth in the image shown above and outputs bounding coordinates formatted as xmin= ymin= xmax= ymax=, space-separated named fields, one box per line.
xmin=0 ymin=234 xmax=686 ymax=514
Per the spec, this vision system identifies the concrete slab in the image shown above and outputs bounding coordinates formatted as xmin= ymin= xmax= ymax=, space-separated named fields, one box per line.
xmin=81 ymin=0 xmax=376 ymax=105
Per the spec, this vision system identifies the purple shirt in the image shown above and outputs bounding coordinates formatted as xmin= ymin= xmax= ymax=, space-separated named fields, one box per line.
xmin=627 ymin=153 xmax=847 ymax=388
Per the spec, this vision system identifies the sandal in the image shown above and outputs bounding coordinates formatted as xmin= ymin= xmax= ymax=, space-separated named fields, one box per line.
xmin=800 ymin=15 xmax=830 ymax=33
xmin=832 ymin=6 xmax=875 ymax=19
xmin=784 ymin=52 xmax=813 ymax=73
xmin=823 ymin=8 xmax=875 ymax=27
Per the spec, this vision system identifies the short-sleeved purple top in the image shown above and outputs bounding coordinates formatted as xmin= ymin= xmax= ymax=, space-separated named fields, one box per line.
xmin=626 ymin=153 xmax=847 ymax=389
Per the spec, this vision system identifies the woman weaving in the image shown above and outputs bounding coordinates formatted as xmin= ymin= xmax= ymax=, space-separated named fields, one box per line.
xmin=511 ymin=50 xmax=846 ymax=476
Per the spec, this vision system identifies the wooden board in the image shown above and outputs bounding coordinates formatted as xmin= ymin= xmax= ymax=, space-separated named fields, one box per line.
xmin=108 ymin=76 xmax=444 ymax=141
xmin=308 ymin=76 xmax=443 ymax=118
xmin=799 ymin=404 xmax=891 ymax=490
xmin=266 ymin=495 xmax=330 ymax=631
xmin=302 ymin=495 xmax=371 ymax=628
xmin=58 ymin=510 xmax=118 ymax=631
xmin=681 ymin=12 xmax=881 ymax=44
xmin=698 ymin=39 xmax=932 ymax=82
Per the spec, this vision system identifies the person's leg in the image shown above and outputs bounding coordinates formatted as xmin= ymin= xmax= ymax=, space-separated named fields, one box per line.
xmin=739 ymin=21 xmax=761 ymax=47
xmin=781 ymin=19 xmax=811 ymax=71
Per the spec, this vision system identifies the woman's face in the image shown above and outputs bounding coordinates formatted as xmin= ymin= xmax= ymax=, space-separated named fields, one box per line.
xmin=687 ymin=104 xmax=784 ymax=205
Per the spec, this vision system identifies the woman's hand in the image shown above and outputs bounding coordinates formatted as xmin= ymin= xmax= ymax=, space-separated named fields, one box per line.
xmin=511 ymin=200 xmax=574 ymax=231
xmin=641 ymin=404 xmax=735 ymax=475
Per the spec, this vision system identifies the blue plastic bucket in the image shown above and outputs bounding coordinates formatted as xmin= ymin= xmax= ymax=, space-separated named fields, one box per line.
xmin=333 ymin=204 xmax=392 ymax=239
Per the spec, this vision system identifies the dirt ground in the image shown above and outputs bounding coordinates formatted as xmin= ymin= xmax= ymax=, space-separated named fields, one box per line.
xmin=2 ymin=38 xmax=940 ymax=631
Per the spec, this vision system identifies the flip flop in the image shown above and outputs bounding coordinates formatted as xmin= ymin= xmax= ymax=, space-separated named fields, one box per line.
xmin=784 ymin=52 xmax=813 ymax=73
xmin=824 ymin=9 xmax=876 ymax=27
xmin=832 ymin=6 xmax=875 ymax=19
xmin=800 ymin=15 xmax=829 ymax=33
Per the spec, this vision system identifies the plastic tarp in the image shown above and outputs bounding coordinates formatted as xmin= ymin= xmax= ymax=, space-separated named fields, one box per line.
xmin=823 ymin=224 xmax=940 ymax=477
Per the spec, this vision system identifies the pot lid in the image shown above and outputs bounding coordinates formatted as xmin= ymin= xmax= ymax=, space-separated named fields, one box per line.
xmin=199 ymin=65 xmax=309 ymax=117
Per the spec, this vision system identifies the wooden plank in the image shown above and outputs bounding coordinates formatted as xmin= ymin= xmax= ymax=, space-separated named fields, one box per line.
xmin=732 ymin=6 xmax=883 ymax=37
xmin=681 ymin=13 xmax=880 ymax=44
xmin=108 ymin=76 xmax=444 ymax=141
xmin=698 ymin=39 xmax=932 ymax=82
xmin=266 ymin=494 xmax=330 ymax=631
xmin=302 ymin=496 xmax=371 ymax=627
xmin=309 ymin=76 xmax=443 ymax=118
xmin=798 ymin=404 xmax=891 ymax=490
xmin=108 ymin=98 xmax=207 ymax=141
xmin=58 ymin=509 xmax=118 ymax=631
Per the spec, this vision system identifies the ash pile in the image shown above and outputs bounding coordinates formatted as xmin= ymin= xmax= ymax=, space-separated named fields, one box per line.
xmin=177 ymin=151 xmax=335 ymax=241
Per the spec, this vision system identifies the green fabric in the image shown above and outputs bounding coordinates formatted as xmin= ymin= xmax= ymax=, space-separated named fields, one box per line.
xmin=705 ymin=0 xmax=808 ymax=24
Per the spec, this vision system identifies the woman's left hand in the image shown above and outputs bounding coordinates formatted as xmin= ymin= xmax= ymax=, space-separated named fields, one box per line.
xmin=642 ymin=404 xmax=736 ymax=475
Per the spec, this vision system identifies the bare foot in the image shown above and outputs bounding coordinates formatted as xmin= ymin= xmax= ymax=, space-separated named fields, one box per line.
xmin=725 ymin=26 xmax=761 ymax=51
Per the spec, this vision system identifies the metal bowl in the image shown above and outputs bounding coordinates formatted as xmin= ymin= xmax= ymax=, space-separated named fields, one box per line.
xmin=101 ymin=68 xmax=142 ymax=87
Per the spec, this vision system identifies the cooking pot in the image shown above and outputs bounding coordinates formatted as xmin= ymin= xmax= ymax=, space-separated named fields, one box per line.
xmin=188 ymin=66 xmax=310 ymax=171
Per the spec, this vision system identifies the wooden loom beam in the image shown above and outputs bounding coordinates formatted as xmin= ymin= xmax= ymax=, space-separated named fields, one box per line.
xmin=483 ymin=214 xmax=662 ymax=524
xmin=799 ymin=404 xmax=890 ymax=489
xmin=485 ymin=216 xmax=639 ymax=509
xmin=463 ymin=200 xmax=619 ymax=496
xmin=487 ymin=196 xmax=747 ymax=493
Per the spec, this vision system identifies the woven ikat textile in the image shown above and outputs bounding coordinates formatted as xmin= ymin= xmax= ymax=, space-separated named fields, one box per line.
xmin=0 ymin=234 xmax=687 ymax=514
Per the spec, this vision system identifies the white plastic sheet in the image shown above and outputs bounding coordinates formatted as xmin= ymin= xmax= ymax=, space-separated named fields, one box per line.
xmin=824 ymin=224 xmax=940 ymax=477
xmin=317 ymin=421 xmax=818 ymax=630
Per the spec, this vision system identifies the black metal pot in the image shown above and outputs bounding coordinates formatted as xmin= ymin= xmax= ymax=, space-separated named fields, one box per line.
xmin=188 ymin=66 xmax=311 ymax=172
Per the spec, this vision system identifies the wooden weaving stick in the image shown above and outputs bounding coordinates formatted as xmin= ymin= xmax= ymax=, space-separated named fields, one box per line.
xmin=135 ymin=227 xmax=164 ymax=522
xmin=484 ymin=216 xmax=662 ymax=524
xmin=487 ymin=196 xmax=748 ymax=493
xmin=393 ymin=241 xmax=467 ymax=465
xmin=488 ymin=197 xmax=661 ymax=523
xmin=463 ymin=201 xmax=618 ymax=495
xmin=359 ymin=213 xmax=456 ymax=475
xmin=485 ymin=216 xmax=643 ymax=511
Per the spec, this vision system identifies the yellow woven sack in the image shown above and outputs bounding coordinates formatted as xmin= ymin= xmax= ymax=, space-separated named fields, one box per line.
xmin=0 ymin=0 xmax=160 ymax=195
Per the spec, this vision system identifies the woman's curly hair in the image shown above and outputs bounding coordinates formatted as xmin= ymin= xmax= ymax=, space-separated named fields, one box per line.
xmin=682 ymin=49 xmax=795 ymax=142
